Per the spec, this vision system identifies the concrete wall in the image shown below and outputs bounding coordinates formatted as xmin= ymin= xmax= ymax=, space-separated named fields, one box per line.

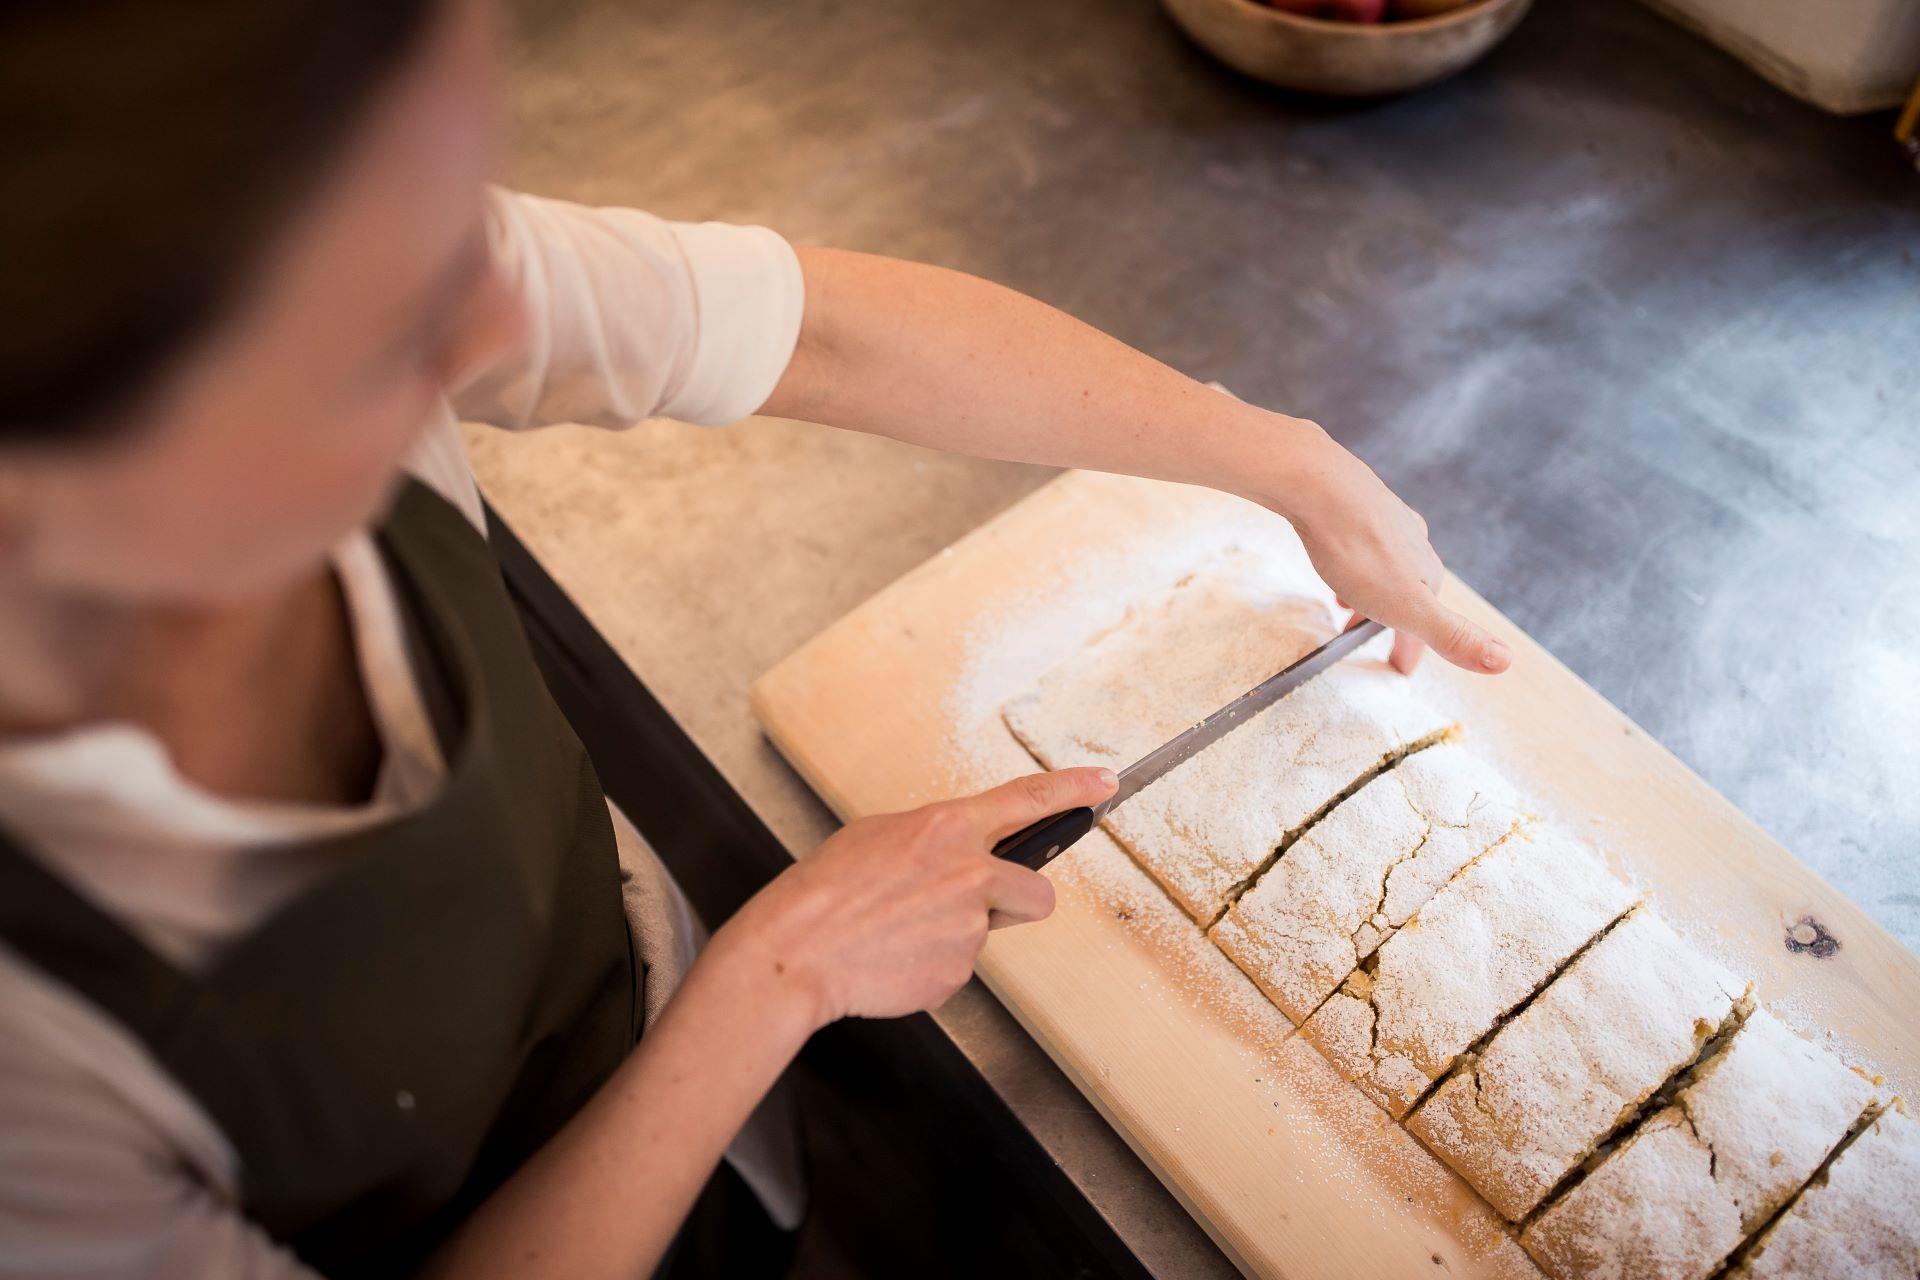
xmin=1643 ymin=0 xmax=1920 ymax=114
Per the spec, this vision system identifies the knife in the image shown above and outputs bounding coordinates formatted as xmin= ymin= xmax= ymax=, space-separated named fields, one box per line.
xmin=991 ymin=619 xmax=1386 ymax=871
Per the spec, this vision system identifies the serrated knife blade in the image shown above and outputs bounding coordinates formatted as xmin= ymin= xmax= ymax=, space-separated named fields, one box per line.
xmin=992 ymin=619 xmax=1385 ymax=871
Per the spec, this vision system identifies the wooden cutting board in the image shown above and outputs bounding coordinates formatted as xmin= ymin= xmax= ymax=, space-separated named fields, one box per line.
xmin=749 ymin=469 xmax=1919 ymax=1280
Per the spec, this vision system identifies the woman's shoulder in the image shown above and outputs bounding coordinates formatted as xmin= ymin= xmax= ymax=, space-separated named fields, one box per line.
xmin=404 ymin=403 xmax=488 ymax=535
xmin=0 ymin=940 xmax=233 ymax=1185
xmin=0 ymin=943 xmax=322 ymax=1276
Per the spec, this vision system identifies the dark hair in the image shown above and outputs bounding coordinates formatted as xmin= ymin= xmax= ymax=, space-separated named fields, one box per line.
xmin=0 ymin=0 xmax=441 ymax=440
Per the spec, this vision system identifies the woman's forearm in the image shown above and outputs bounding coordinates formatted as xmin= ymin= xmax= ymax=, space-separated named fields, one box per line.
xmin=419 ymin=929 xmax=816 ymax=1280
xmin=762 ymin=246 xmax=1511 ymax=676
xmin=761 ymin=246 xmax=1324 ymax=518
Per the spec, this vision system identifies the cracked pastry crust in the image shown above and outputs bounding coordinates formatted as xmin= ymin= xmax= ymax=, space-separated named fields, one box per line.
xmin=1520 ymin=1009 xmax=1884 ymax=1280
xmin=991 ymin=551 xmax=1918 ymax=1277
xmin=1727 ymin=1101 xmax=1918 ymax=1280
xmin=1522 ymin=1108 xmax=1744 ymax=1280
xmin=1406 ymin=907 xmax=1747 ymax=1222
xmin=1002 ymin=563 xmax=1454 ymax=924
xmin=1211 ymin=743 xmax=1527 ymax=1025
xmin=1297 ymin=826 xmax=1638 ymax=1119
xmin=1107 ymin=665 xmax=1457 ymax=923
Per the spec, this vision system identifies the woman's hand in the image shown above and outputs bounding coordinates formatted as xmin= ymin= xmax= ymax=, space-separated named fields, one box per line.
xmin=424 ymin=771 xmax=1129 ymax=1280
xmin=712 ymin=766 xmax=1117 ymax=1028
xmin=1259 ymin=417 xmax=1511 ymax=677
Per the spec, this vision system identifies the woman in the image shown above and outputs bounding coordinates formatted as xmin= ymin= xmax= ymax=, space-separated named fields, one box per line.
xmin=0 ymin=1 xmax=1510 ymax=1276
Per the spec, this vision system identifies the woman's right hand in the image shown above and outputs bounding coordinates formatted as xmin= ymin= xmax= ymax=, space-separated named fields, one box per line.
xmin=428 ymin=772 xmax=1118 ymax=1280
xmin=710 ymin=766 xmax=1118 ymax=1029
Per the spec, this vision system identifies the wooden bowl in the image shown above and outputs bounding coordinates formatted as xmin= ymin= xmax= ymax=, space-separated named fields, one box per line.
xmin=1161 ymin=0 xmax=1533 ymax=97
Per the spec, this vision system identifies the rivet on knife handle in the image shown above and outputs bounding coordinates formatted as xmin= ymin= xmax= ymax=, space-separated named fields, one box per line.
xmin=992 ymin=806 xmax=1096 ymax=871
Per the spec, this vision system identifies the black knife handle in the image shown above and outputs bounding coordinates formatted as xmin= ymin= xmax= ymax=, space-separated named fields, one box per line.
xmin=991 ymin=806 xmax=1096 ymax=871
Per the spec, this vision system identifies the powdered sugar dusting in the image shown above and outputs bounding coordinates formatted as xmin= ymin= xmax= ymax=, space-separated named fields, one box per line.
xmin=991 ymin=549 xmax=1456 ymax=923
xmin=1407 ymin=907 xmax=1746 ymax=1222
xmin=1299 ymin=826 xmax=1640 ymax=1119
xmin=1262 ymin=1037 xmax=1548 ymax=1278
xmin=1003 ymin=546 xmax=1336 ymax=773
xmin=932 ymin=524 xmax=1363 ymax=863
xmin=1215 ymin=743 xmax=1528 ymax=1025
xmin=1098 ymin=665 xmax=1455 ymax=922
xmin=943 ymin=510 xmax=1345 ymax=787
xmin=1522 ymin=1108 xmax=1745 ymax=1279
xmin=1053 ymin=831 xmax=1296 ymax=1061
xmin=1522 ymin=1009 xmax=1888 ymax=1280
xmin=913 ymin=477 xmax=1907 ymax=1277
xmin=1732 ymin=1104 xmax=1920 ymax=1278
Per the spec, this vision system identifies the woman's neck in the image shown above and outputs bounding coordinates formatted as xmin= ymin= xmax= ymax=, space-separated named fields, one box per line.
xmin=0 ymin=581 xmax=219 ymax=736
xmin=0 ymin=566 xmax=384 ymax=806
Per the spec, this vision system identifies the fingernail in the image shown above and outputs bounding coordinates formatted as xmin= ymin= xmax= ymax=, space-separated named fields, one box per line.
xmin=1096 ymin=768 xmax=1117 ymax=788
xmin=1482 ymin=640 xmax=1510 ymax=670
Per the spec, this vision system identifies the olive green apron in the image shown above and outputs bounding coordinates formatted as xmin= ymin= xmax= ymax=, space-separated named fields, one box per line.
xmin=0 ymin=479 xmax=638 ymax=1277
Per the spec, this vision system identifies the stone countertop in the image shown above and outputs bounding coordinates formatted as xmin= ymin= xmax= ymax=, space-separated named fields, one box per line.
xmin=480 ymin=0 xmax=1920 ymax=1270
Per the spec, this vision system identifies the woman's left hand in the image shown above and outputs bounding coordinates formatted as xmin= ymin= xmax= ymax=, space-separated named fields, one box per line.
xmin=1260 ymin=418 xmax=1511 ymax=677
xmin=761 ymin=248 xmax=1513 ymax=678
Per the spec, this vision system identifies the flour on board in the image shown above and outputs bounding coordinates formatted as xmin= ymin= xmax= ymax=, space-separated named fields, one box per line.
xmin=1051 ymin=829 xmax=1298 ymax=1060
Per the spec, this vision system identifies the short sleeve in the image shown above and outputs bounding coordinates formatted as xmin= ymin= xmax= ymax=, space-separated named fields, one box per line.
xmin=452 ymin=187 xmax=804 ymax=431
xmin=0 ymin=950 xmax=319 ymax=1280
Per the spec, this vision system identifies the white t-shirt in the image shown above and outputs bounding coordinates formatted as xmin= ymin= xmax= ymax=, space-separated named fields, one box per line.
xmin=0 ymin=187 xmax=807 ymax=1276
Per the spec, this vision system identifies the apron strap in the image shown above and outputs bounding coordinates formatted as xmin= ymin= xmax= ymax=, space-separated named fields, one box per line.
xmin=0 ymin=820 xmax=202 ymax=1043
xmin=379 ymin=525 xmax=464 ymax=762
xmin=0 ymin=486 xmax=470 ymax=1047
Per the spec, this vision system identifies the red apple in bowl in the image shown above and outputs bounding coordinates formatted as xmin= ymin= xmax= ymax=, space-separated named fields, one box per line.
xmin=1390 ymin=0 xmax=1478 ymax=16
xmin=1265 ymin=0 xmax=1388 ymax=17
xmin=1167 ymin=0 xmax=1532 ymax=95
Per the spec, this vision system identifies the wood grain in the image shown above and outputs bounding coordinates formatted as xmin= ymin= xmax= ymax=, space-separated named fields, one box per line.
xmin=749 ymin=470 xmax=1919 ymax=1279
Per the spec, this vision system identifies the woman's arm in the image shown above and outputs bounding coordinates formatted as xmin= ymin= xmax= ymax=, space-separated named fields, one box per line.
xmin=451 ymin=189 xmax=802 ymax=432
xmin=419 ymin=766 xmax=1115 ymax=1280
xmin=417 ymin=922 xmax=813 ymax=1280
xmin=761 ymin=247 xmax=1509 ymax=676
